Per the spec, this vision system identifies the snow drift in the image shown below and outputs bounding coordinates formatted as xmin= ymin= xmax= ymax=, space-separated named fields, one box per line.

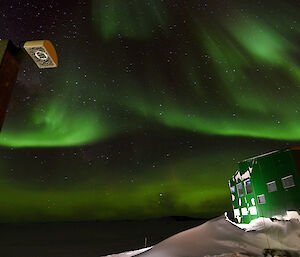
xmin=103 ymin=215 xmax=300 ymax=257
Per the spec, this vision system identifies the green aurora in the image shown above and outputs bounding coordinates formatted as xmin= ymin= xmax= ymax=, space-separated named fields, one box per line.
xmin=2 ymin=2 xmax=300 ymax=147
xmin=91 ymin=0 xmax=168 ymax=40
xmin=0 ymin=0 xmax=300 ymax=222
xmin=0 ymin=100 xmax=109 ymax=147
xmin=0 ymin=144 xmax=260 ymax=222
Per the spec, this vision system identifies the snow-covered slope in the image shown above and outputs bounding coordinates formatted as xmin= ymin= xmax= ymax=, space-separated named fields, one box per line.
xmin=103 ymin=215 xmax=300 ymax=257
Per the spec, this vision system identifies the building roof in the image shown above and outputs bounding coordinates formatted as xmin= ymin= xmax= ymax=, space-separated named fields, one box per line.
xmin=239 ymin=147 xmax=300 ymax=163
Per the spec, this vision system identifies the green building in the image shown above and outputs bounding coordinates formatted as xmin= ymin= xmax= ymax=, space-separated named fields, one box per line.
xmin=229 ymin=148 xmax=300 ymax=224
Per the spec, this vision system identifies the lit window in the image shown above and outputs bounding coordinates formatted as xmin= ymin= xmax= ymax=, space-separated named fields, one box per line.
xmin=241 ymin=208 xmax=248 ymax=216
xmin=234 ymin=209 xmax=240 ymax=218
xmin=267 ymin=181 xmax=277 ymax=193
xmin=249 ymin=206 xmax=257 ymax=215
xmin=230 ymin=186 xmax=235 ymax=193
xmin=257 ymin=194 xmax=266 ymax=204
xmin=281 ymin=175 xmax=295 ymax=189
xmin=244 ymin=179 xmax=253 ymax=194
xmin=236 ymin=183 xmax=244 ymax=197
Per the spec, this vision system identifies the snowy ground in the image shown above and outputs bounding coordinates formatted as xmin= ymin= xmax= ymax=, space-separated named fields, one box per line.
xmin=103 ymin=215 xmax=300 ymax=257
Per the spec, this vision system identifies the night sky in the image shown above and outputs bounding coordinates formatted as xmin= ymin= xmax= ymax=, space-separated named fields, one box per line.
xmin=0 ymin=0 xmax=300 ymax=223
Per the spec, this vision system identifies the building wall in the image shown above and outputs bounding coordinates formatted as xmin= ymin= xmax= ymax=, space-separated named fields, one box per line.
xmin=229 ymin=149 xmax=300 ymax=224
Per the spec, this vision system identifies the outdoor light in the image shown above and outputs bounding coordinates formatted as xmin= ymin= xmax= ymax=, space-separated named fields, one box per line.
xmin=0 ymin=39 xmax=58 ymax=131
xmin=23 ymin=40 xmax=58 ymax=68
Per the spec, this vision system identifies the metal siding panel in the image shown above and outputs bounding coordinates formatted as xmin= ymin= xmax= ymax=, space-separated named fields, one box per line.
xmin=237 ymin=160 xmax=259 ymax=223
xmin=291 ymin=149 xmax=300 ymax=180
xmin=275 ymin=151 xmax=299 ymax=214
xmin=247 ymin=160 xmax=260 ymax=221
xmin=284 ymin=151 xmax=300 ymax=212
xmin=232 ymin=149 xmax=300 ymax=223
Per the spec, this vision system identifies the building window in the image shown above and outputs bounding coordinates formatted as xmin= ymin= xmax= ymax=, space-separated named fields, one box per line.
xmin=230 ymin=186 xmax=235 ymax=193
xmin=249 ymin=206 xmax=257 ymax=215
xmin=234 ymin=208 xmax=240 ymax=218
xmin=244 ymin=179 xmax=253 ymax=194
xmin=281 ymin=175 xmax=295 ymax=189
xmin=237 ymin=183 xmax=244 ymax=197
xmin=241 ymin=208 xmax=248 ymax=216
xmin=257 ymin=194 xmax=266 ymax=204
xmin=267 ymin=181 xmax=277 ymax=193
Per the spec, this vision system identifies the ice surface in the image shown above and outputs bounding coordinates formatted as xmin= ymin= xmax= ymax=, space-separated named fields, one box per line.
xmin=103 ymin=215 xmax=300 ymax=257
